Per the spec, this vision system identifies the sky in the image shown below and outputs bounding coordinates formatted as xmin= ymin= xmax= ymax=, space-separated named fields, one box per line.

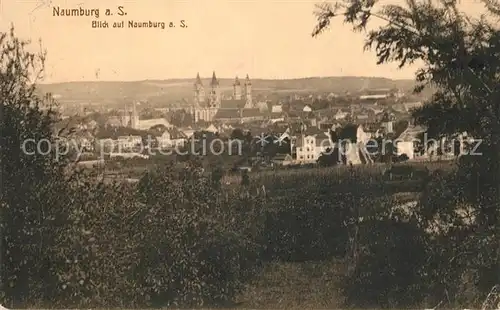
xmin=0 ymin=0 xmax=487 ymax=83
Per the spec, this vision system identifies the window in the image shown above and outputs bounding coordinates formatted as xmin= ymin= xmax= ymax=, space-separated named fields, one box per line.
xmin=299 ymin=156 xmax=303 ymax=159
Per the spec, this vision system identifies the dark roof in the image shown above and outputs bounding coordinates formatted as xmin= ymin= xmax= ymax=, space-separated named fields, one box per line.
xmin=289 ymin=100 xmax=307 ymax=111
xmin=95 ymin=126 xmax=146 ymax=139
xmin=220 ymin=99 xmax=246 ymax=109
xmin=214 ymin=109 xmax=240 ymax=120
xmin=315 ymin=133 xmax=331 ymax=146
xmin=363 ymin=123 xmax=381 ymax=132
xmin=304 ymin=126 xmax=324 ymax=136
xmin=270 ymin=112 xmax=283 ymax=118
xmin=241 ymin=108 xmax=263 ymax=118
xmin=273 ymin=154 xmax=293 ymax=161
xmin=169 ymin=127 xmax=187 ymax=139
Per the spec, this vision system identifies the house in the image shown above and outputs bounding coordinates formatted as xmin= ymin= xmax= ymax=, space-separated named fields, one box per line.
xmin=205 ymin=124 xmax=218 ymax=133
xmin=182 ymin=128 xmax=196 ymax=139
xmin=336 ymin=125 xmax=375 ymax=165
xmin=136 ymin=118 xmax=173 ymax=131
xmin=396 ymin=125 xmax=426 ymax=159
xmin=333 ymin=109 xmax=349 ymax=120
xmin=271 ymin=104 xmax=283 ymax=113
xmin=156 ymin=127 xmax=187 ymax=148
xmin=97 ymin=138 xmax=115 ymax=152
xmin=272 ymin=153 xmax=293 ymax=166
xmin=403 ymin=101 xmax=423 ymax=112
xmin=117 ymin=135 xmax=142 ymax=150
xmin=255 ymin=101 xmax=269 ymax=112
xmin=167 ymin=127 xmax=188 ymax=147
xmin=327 ymin=92 xmax=338 ymax=101
xmin=356 ymin=114 xmax=369 ymax=121
xmin=106 ymin=116 xmax=122 ymax=127
xmin=359 ymin=94 xmax=388 ymax=100
xmin=277 ymin=127 xmax=291 ymax=144
xmin=295 ymin=132 xmax=332 ymax=163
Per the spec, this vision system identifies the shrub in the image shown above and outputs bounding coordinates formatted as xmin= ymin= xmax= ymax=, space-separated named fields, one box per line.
xmin=341 ymin=219 xmax=431 ymax=308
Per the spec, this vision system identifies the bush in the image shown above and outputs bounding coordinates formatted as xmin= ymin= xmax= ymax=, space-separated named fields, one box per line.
xmin=132 ymin=164 xmax=265 ymax=307
xmin=341 ymin=219 xmax=431 ymax=308
xmin=0 ymin=26 xmax=76 ymax=308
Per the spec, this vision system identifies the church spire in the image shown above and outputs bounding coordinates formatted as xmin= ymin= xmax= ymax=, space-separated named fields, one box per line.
xmin=210 ymin=71 xmax=219 ymax=87
xmin=245 ymin=74 xmax=251 ymax=85
xmin=234 ymin=76 xmax=240 ymax=85
xmin=195 ymin=72 xmax=203 ymax=85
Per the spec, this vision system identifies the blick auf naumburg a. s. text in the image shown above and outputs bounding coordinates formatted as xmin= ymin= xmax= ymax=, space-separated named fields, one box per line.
xmin=52 ymin=6 xmax=187 ymax=30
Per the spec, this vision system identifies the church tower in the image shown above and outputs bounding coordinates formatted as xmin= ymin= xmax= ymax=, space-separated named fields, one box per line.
xmin=233 ymin=76 xmax=242 ymax=100
xmin=131 ymin=101 xmax=139 ymax=129
xmin=244 ymin=74 xmax=253 ymax=108
xmin=122 ymin=104 xmax=131 ymax=127
xmin=209 ymin=71 xmax=221 ymax=108
xmin=193 ymin=72 xmax=205 ymax=106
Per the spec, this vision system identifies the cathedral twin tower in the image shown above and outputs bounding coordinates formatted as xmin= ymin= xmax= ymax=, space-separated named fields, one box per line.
xmin=193 ymin=71 xmax=253 ymax=108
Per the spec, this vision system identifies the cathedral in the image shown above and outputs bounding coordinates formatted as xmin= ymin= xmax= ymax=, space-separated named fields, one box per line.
xmin=188 ymin=71 xmax=262 ymax=123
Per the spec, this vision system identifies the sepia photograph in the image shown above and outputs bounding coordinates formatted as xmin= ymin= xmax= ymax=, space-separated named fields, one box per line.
xmin=1 ymin=0 xmax=499 ymax=308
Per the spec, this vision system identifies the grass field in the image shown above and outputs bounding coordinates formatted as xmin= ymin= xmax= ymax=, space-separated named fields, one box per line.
xmin=236 ymin=260 xmax=346 ymax=308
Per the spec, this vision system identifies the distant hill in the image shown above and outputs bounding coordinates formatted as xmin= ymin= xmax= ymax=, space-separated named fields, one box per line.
xmin=37 ymin=76 xmax=429 ymax=106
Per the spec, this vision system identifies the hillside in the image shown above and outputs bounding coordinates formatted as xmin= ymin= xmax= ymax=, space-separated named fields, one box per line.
xmin=37 ymin=76 xmax=428 ymax=106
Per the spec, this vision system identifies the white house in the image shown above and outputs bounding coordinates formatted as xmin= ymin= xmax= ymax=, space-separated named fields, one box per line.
xmin=359 ymin=94 xmax=388 ymax=100
xmin=271 ymin=105 xmax=283 ymax=113
xmin=340 ymin=125 xmax=374 ymax=165
xmin=396 ymin=125 xmax=426 ymax=159
xmin=136 ymin=118 xmax=173 ymax=131
xmin=303 ymin=105 xmax=313 ymax=112
xmin=357 ymin=125 xmax=372 ymax=144
xmin=117 ymin=135 xmax=142 ymax=150
xmin=157 ymin=131 xmax=172 ymax=149
xmin=182 ymin=128 xmax=195 ymax=139
xmin=156 ymin=128 xmax=187 ymax=149
xmin=334 ymin=110 xmax=349 ymax=120
xmin=295 ymin=132 xmax=332 ymax=163
xmin=205 ymin=124 xmax=218 ymax=133
xmin=98 ymin=138 xmax=115 ymax=152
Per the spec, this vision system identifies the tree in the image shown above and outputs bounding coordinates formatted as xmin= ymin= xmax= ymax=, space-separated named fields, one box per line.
xmin=313 ymin=0 xmax=500 ymax=306
xmin=0 ymin=26 xmax=75 ymax=307
xmin=230 ymin=128 xmax=245 ymax=140
xmin=169 ymin=109 xmax=193 ymax=128
xmin=317 ymin=147 xmax=340 ymax=166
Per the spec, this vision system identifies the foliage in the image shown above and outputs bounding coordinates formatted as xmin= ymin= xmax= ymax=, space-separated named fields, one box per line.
xmin=169 ymin=109 xmax=193 ymax=128
xmin=312 ymin=0 xmax=500 ymax=307
xmin=0 ymin=25 xmax=74 ymax=308
xmin=342 ymin=219 xmax=431 ymax=308
xmin=132 ymin=165 xmax=265 ymax=307
xmin=231 ymin=128 xmax=245 ymax=140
